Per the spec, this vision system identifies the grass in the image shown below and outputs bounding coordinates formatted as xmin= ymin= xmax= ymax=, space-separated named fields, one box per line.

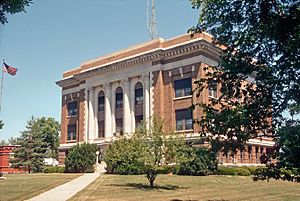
xmin=0 ymin=173 xmax=81 ymax=201
xmin=70 ymin=174 xmax=300 ymax=201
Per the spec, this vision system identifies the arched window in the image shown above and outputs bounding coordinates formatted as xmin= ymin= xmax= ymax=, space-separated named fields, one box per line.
xmin=135 ymin=82 xmax=144 ymax=125
xmin=98 ymin=91 xmax=105 ymax=138
xmin=98 ymin=91 xmax=105 ymax=111
xmin=115 ymin=87 xmax=123 ymax=135
xmin=115 ymin=87 xmax=123 ymax=109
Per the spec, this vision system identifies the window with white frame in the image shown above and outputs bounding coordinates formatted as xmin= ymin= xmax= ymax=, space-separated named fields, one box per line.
xmin=67 ymin=124 xmax=77 ymax=141
xmin=208 ymin=81 xmax=218 ymax=99
xmin=174 ymin=78 xmax=192 ymax=98
xmin=67 ymin=101 xmax=78 ymax=116
xmin=175 ymin=109 xmax=193 ymax=131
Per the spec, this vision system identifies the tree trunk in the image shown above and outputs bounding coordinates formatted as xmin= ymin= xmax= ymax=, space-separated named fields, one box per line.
xmin=147 ymin=170 xmax=157 ymax=188
xmin=150 ymin=179 xmax=154 ymax=188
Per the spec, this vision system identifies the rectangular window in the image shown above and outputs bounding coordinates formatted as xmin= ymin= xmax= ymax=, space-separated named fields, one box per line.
xmin=208 ymin=81 xmax=218 ymax=99
xmin=135 ymin=115 xmax=143 ymax=126
xmin=116 ymin=93 xmax=123 ymax=108
xmin=98 ymin=96 xmax=105 ymax=111
xmin=174 ymin=78 xmax=192 ymax=98
xmin=175 ymin=109 xmax=193 ymax=131
xmin=67 ymin=124 xmax=77 ymax=141
xmin=68 ymin=101 xmax=78 ymax=116
xmin=135 ymin=88 xmax=144 ymax=105
xmin=98 ymin=121 xmax=105 ymax=138
xmin=116 ymin=118 xmax=123 ymax=135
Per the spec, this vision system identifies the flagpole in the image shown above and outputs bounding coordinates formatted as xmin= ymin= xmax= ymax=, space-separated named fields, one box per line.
xmin=0 ymin=59 xmax=5 ymax=115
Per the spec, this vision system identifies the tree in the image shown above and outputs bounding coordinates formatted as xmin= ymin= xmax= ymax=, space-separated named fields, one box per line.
xmin=253 ymin=121 xmax=300 ymax=182
xmin=137 ymin=117 xmax=186 ymax=187
xmin=65 ymin=143 xmax=98 ymax=173
xmin=0 ymin=139 xmax=6 ymax=145
xmin=10 ymin=116 xmax=60 ymax=173
xmin=0 ymin=0 xmax=33 ymax=25
xmin=189 ymin=0 xmax=300 ymax=181
xmin=31 ymin=117 xmax=60 ymax=158
xmin=104 ymin=117 xmax=186 ymax=188
xmin=10 ymin=118 xmax=34 ymax=173
xmin=7 ymin=137 xmax=17 ymax=145
xmin=105 ymin=137 xmax=146 ymax=175
xmin=177 ymin=147 xmax=218 ymax=176
xmin=190 ymin=0 xmax=299 ymax=152
xmin=0 ymin=137 xmax=17 ymax=146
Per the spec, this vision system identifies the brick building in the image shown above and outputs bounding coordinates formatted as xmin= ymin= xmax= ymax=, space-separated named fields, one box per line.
xmin=0 ymin=145 xmax=27 ymax=174
xmin=56 ymin=33 xmax=274 ymax=165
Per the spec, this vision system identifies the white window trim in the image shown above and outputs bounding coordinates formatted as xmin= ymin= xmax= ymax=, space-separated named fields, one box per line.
xmin=173 ymin=95 xmax=192 ymax=101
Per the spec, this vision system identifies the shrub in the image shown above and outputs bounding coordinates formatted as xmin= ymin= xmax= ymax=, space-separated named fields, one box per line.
xmin=217 ymin=166 xmax=251 ymax=176
xmin=242 ymin=166 xmax=259 ymax=175
xmin=217 ymin=166 xmax=236 ymax=175
xmin=178 ymin=147 xmax=218 ymax=176
xmin=235 ymin=168 xmax=251 ymax=176
xmin=43 ymin=166 xmax=65 ymax=173
xmin=252 ymin=166 xmax=300 ymax=182
xmin=104 ymin=138 xmax=145 ymax=175
xmin=159 ymin=165 xmax=179 ymax=174
xmin=65 ymin=143 xmax=98 ymax=173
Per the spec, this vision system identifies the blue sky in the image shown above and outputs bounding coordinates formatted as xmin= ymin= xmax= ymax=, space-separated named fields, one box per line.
xmin=0 ymin=0 xmax=199 ymax=140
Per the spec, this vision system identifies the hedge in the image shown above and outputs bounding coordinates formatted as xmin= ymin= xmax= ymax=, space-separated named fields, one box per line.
xmin=217 ymin=166 xmax=252 ymax=176
xmin=43 ymin=166 xmax=65 ymax=173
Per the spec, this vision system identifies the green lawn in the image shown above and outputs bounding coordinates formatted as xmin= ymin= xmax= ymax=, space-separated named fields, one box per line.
xmin=70 ymin=174 xmax=300 ymax=201
xmin=0 ymin=173 xmax=81 ymax=201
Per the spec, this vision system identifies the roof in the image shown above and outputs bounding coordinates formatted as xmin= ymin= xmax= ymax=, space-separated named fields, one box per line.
xmin=56 ymin=32 xmax=223 ymax=87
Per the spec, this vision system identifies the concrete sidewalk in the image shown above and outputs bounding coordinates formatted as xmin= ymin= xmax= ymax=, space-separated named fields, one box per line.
xmin=27 ymin=172 xmax=100 ymax=201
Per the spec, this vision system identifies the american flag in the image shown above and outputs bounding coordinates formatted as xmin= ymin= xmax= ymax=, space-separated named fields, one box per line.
xmin=3 ymin=62 xmax=18 ymax=76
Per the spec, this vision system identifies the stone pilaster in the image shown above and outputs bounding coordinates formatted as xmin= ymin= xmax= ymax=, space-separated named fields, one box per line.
xmin=84 ymin=88 xmax=89 ymax=143
xmin=88 ymin=87 xmax=95 ymax=142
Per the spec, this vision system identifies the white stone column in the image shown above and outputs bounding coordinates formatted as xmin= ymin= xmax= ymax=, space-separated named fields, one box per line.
xmin=143 ymin=73 xmax=150 ymax=130
xmin=84 ymin=88 xmax=89 ymax=143
xmin=130 ymin=78 xmax=137 ymax=134
xmin=105 ymin=83 xmax=113 ymax=138
xmin=94 ymin=87 xmax=101 ymax=139
xmin=123 ymin=79 xmax=131 ymax=134
xmin=88 ymin=87 xmax=95 ymax=143
xmin=111 ymin=83 xmax=116 ymax=134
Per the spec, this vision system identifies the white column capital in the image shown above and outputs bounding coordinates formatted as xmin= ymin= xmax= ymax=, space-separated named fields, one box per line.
xmin=105 ymin=83 xmax=112 ymax=90
xmin=142 ymin=73 xmax=150 ymax=80
xmin=95 ymin=85 xmax=103 ymax=93
xmin=121 ymin=78 xmax=130 ymax=86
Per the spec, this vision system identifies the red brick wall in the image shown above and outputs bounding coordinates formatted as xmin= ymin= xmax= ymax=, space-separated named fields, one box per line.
xmin=0 ymin=146 xmax=27 ymax=173
xmin=60 ymin=89 xmax=86 ymax=144
xmin=152 ymin=62 xmax=204 ymax=133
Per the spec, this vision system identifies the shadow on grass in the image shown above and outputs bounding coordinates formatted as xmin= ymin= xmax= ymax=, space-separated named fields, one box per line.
xmin=109 ymin=182 xmax=186 ymax=191
xmin=170 ymin=198 xmax=229 ymax=201
xmin=207 ymin=200 xmax=230 ymax=201
xmin=170 ymin=199 xmax=198 ymax=201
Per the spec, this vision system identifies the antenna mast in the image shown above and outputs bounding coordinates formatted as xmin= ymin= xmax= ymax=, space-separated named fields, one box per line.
xmin=147 ymin=0 xmax=158 ymax=39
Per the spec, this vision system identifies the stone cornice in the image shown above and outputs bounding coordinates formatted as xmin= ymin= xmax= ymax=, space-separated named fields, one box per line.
xmin=56 ymin=39 xmax=222 ymax=88
xmin=56 ymin=77 xmax=79 ymax=87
